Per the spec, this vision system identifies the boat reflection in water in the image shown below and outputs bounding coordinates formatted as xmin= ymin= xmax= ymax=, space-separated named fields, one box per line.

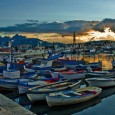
xmin=30 ymin=97 xmax=100 ymax=115
xmin=29 ymin=86 xmax=115 ymax=115
xmin=98 ymin=86 xmax=115 ymax=99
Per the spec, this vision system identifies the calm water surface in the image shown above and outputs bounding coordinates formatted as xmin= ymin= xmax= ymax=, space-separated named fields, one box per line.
xmin=2 ymin=54 xmax=115 ymax=115
xmin=65 ymin=54 xmax=114 ymax=70
xmin=8 ymin=86 xmax=115 ymax=115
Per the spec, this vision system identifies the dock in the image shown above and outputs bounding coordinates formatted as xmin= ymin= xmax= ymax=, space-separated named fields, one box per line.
xmin=0 ymin=94 xmax=36 ymax=115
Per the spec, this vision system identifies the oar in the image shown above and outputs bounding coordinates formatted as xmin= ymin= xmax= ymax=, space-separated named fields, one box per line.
xmin=28 ymin=79 xmax=69 ymax=91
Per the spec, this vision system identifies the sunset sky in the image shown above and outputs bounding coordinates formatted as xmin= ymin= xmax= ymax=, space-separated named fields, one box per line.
xmin=0 ymin=0 xmax=115 ymax=27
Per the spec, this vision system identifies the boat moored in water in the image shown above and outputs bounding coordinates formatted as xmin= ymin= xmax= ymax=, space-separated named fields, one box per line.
xmin=46 ymin=86 xmax=102 ymax=107
xmin=27 ymin=80 xmax=82 ymax=102
xmin=86 ymin=77 xmax=115 ymax=88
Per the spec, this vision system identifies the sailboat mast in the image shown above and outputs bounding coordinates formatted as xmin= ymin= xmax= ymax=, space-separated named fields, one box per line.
xmin=8 ymin=41 xmax=14 ymax=69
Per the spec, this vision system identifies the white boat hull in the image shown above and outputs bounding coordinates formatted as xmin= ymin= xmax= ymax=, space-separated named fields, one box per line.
xmin=27 ymin=80 xmax=82 ymax=102
xmin=46 ymin=87 xmax=101 ymax=107
xmin=18 ymin=81 xmax=47 ymax=94
xmin=0 ymin=83 xmax=17 ymax=90
xmin=0 ymin=78 xmax=31 ymax=90
xmin=18 ymin=85 xmax=29 ymax=94
xmin=60 ymin=73 xmax=85 ymax=80
xmin=86 ymin=78 xmax=115 ymax=88
xmin=86 ymin=71 xmax=115 ymax=78
xmin=27 ymin=93 xmax=46 ymax=102
xmin=51 ymin=72 xmax=85 ymax=80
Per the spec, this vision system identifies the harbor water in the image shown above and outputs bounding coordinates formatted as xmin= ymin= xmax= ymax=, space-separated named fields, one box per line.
xmin=1 ymin=54 xmax=115 ymax=115
xmin=3 ymin=85 xmax=115 ymax=115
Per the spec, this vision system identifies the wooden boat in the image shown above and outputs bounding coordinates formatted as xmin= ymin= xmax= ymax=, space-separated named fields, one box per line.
xmin=18 ymin=80 xmax=48 ymax=94
xmin=30 ymin=97 xmax=101 ymax=115
xmin=27 ymin=80 xmax=82 ymax=102
xmin=46 ymin=86 xmax=102 ymax=107
xmin=0 ymin=78 xmax=31 ymax=91
xmin=86 ymin=78 xmax=115 ymax=88
xmin=58 ymin=59 xmax=102 ymax=71
xmin=29 ymin=86 xmax=115 ymax=114
xmin=51 ymin=70 xmax=85 ymax=80
xmin=32 ymin=53 xmax=64 ymax=71
xmin=85 ymin=70 xmax=115 ymax=78
xmin=56 ymin=59 xmax=85 ymax=69
xmin=18 ymin=76 xmax=61 ymax=94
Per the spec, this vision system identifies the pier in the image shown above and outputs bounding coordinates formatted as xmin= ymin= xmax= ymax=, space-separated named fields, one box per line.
xmin=0 ymin=94 xmax=36 ymax=115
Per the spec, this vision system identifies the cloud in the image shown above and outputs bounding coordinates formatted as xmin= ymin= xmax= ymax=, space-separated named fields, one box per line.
xmin=0 ymin=22 xmax=39 ymax=32
xmin=1 ymin=18 xmax=115 ymax=34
